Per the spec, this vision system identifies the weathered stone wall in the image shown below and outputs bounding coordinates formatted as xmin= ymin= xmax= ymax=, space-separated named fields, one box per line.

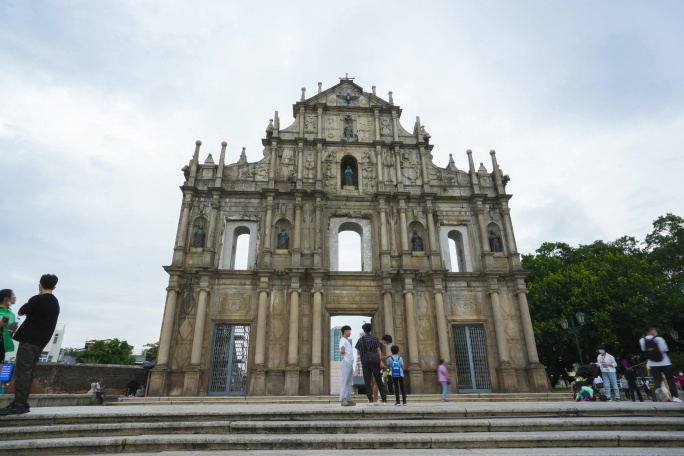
xmin=3 ymin=363 xmax=148 ymax=396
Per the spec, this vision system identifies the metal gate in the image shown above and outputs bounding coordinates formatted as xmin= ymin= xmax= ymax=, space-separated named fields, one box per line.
xmin=452 ymin=324 xmax=492 ymax=393
xmin=209 ymin=324 xmax=250 ymax=395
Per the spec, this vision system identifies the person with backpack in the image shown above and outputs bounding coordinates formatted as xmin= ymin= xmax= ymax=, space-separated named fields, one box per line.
xmin=639 ymin=326 xmax=682 ymax=403
xmin=388 ymin=345 xmax=407 ymax=406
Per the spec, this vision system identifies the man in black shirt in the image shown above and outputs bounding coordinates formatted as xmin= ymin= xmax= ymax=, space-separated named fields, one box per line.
xmin=0 ymin=274 xmax=60 ymax=415
xmin=355 ymin=323 xmax=388 ymax=405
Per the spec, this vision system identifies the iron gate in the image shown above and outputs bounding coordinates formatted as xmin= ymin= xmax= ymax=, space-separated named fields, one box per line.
xmin=452 ymin=324 xmax=492 ymax=393
xmin=209 ymin=324 xmax=250 ymax=395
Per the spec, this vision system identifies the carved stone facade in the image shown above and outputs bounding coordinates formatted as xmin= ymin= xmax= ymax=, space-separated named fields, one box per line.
xmin=149 ymin=80 xmax=548 ymax=397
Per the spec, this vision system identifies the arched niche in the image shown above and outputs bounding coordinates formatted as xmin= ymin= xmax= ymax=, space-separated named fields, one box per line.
xmin=274 ymin=218 xmax=292 ymax=251
xmin=189 ymin=217 xmax=208 ymax=249
xmin=487 ymin=222 xmax=505 ymax=253
xmin=439 ymin=225 xmax=473 ymax=272
xmin=328 ymin=217 xmax=373 ymax=272
xmin=218 ymin=221 xmax=258 ymax=269
xmin=340 ymin=155 xmax=358 ymax=189
xmin=408 ymin=220 xmax=426 ymax=252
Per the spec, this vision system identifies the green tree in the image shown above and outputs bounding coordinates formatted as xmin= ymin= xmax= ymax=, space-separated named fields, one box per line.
xmin=523 ymin=236 xmax=674 ymax=384
xmin=77 ymin=339 xmax=136 ymax=365
xmin=144 ymin=342 xmax=159 ymax=361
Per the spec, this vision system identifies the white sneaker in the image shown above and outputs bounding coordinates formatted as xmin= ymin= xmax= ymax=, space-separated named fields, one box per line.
xmin=673 ymin=397 xmax=683 ymax=403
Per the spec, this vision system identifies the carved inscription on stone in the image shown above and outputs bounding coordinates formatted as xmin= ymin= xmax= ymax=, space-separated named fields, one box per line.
xmin=449 ymin=295 xmax=482 ymax=316
xmin=326 ymin=294 xmax=379 ymax=312
xmin=218 ymin=293 xmax=252 ymax=316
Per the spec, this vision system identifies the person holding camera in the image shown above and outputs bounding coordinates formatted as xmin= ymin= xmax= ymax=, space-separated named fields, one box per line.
xmin=0 ymin=289 xmax=19 ymax=363
xmin=0 ymin=274 xmax=60 ymax=415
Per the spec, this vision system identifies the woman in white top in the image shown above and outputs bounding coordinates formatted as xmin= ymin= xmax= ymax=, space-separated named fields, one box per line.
xmin=597 ymin=344 xmax=620 ymax=401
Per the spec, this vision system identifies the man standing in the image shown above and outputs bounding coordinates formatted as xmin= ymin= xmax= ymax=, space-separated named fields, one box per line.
xmin=640 ymin=326 xmax=682 ymax=403
xmin=338 ymin=325 xmax=356 ymax=407
xmin=597 ymin=344 xmax=620 ymax=401
xmin=0 ymin=274 xmax=60 ymax=415
xmin=355 ymin=323 xmax=388 ymax=405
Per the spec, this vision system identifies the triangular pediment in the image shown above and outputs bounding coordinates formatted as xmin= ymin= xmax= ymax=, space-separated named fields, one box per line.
xmin=303 ymin=80 xmax=394 ymax=109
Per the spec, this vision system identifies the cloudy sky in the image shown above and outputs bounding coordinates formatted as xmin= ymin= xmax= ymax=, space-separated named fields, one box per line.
xmin=1 ymin=1 xmax=683 ymax=352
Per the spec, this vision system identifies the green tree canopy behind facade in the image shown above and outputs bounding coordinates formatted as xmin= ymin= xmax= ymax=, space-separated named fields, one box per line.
xmin=523 ymin=214 xmax=684 ymax=383
xmin=77 ymin=339 xmax=136 ymax=365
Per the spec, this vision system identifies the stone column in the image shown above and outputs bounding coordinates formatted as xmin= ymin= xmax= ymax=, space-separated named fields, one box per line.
xmin=251 ymin=277 xmax=270 ymax=395
xmin=315 ymin=143 xmax=323 ymax=190
xmin=298 ymin=107 xmax=305 ymax=137
xmin=313 ymin=197 xmax=322 ymax=267
xmin=375 ymin=145 xmax=383 ymax=191
xmin=398 ymin=201 xmax=409 ymax=252
xmin=404 ymin=278 xmax=424 ymax=392
xmin=425 ymin=199 xmax=440 ymax=268
xmin=173 ymin=198 xmax=192 ymax=265
xmin=433 ymin=290 xmax=450 ymax=364
xmin=373 ymin=109 xmax=380 ymax=141
xmin=310 ymin=287 xmax=324 ymax=395
xmin=296 ymin=142 xmax=303 ymax=187
xmin=263 ymin=197 xmax=274 ymax=266
xmin=419 ymin=146 xmax=430 ymax=191
xmin=500 ymin=204 xmax=518 ymax=253
xmin=149 ymin=282 xmax=179 ymax=396
xmin=317 ymin=107 xmax=323 ymax=139
xmin=204 ymin=198 xmax=220 ymax=266
xmin=516 ymin=290 xmax=539 ymax=364
xmin=268 ymin=142 xmax=277 ymax=186
xmin=394 ymin=145 xmax=402 ymax=188
xmin=184 ymin=286 xmax=209 ymax=395
xmin=379 ymin=198 xmax=388 ymax=252
xmin=515 ymin=288 xmax=549 ymax=392
xmin=293 ymin=196 xmax=302 ymax=266
xmin=284 ymin=284 xmax=301 ymax=396
xmin=382 ymin=287 xmax=394 ymax=356
xmin=475 ymin=205 xmax=490 ymax=254
xmin=391 ymin=111 xmax=399 ymax=142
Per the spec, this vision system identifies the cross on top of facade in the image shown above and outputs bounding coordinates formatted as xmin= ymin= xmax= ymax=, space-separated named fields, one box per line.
xmin=339 ymin=73 xmax=355 ymax=81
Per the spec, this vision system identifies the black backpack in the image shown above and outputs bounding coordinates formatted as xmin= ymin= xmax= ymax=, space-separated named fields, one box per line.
xmin=644 ymin=337 xmax=663 ymax=362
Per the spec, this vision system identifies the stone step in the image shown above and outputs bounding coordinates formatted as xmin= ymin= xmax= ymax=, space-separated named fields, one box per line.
xmin=2 ymin=417 xmax=684 ymax=441
xmin=1 ymin=401 xmax=681 ymax=428
xmin=0 ymin=431 xmax=682 ymax=455
xmin=114 ymin=392 xmax=570 ymax=405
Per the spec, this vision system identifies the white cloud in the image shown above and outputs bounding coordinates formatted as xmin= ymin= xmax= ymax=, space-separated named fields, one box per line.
xmin=1 ymin=0 xmax=683 ymax=351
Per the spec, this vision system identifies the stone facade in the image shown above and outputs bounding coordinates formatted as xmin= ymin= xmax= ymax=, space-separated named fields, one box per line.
xmin=149 ymin=80 xmax=547 ymax=397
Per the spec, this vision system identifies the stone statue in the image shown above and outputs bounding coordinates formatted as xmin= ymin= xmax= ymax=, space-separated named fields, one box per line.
xmin=192 ymin=222 xmax=206 ymax=248
xmin=277 ymin=227 xmax=289 ymax=249
xmin=343 ymin=124 xmax=353 ymax=141
xmin=489 ymin=230 xmax=503 ymax=252
xmin=411 ymin=230 xmax=423 ymax=252
xmin=344 ymin=166 xmax=354 ymax=186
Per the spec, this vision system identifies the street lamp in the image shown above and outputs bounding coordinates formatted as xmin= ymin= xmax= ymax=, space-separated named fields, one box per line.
xmin=560 ymin=311 xmax=587 ymax=364
xmin=670 ymin=329 xmax=684 ymax=345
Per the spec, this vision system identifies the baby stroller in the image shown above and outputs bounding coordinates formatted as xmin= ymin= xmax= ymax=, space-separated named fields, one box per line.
xmin=573 ymin=364 xmax=608 ymax=402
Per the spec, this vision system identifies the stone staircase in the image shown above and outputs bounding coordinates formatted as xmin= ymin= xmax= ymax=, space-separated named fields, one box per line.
xmin=0 ymin=401 xmax=682 ymax=455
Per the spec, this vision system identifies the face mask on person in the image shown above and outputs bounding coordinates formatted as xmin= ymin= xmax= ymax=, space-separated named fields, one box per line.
xmin=598 ymin=349 xmax=605 ymax=354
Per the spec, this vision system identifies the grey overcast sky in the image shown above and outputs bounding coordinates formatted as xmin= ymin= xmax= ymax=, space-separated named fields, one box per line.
xmin=1 ymin=1 xmax=683 ymax=351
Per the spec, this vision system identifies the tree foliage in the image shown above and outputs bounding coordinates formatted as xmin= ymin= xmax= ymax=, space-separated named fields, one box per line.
xmin=77 ymin=339 xmax=136 ymax=365
xmin=144 ymin=342 xmax=159 ymax=361
xmin=523 ymin=214 xmax=684 ymax=383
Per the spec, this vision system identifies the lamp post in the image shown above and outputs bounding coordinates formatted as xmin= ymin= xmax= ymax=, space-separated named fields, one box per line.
xmin=560 ymin=311 xmax=586 ymax=365
xmin=670 ymin=329 xmax=684 ymax=346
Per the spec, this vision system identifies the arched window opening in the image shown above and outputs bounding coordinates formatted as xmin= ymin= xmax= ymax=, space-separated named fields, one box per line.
xmin=233 ymin=231 xmax=250 ymax=270
xmin=448 ymin=238 xmax=460 ymax=272
xmin=340 ymin=155 xmax=358 ymax=189
xmin=338 ymin=230 xmax=362 ymax=271
xmin=447 ymin=230 xmax=466 ymax=273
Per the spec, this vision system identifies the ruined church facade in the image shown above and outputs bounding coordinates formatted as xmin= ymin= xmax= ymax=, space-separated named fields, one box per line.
xmin=148 ymin=80 xmax=548 ymax=397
